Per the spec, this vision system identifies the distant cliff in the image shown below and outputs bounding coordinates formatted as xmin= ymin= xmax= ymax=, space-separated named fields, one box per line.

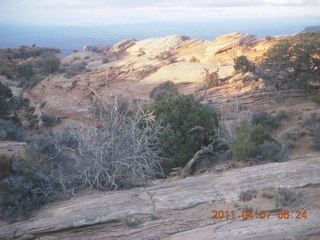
xmin=303 ymin=25 xmax=320 ymax=32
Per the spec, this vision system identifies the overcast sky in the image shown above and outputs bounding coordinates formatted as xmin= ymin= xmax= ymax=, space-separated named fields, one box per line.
xmin=1 ymin=0 xmax=320 ymax=26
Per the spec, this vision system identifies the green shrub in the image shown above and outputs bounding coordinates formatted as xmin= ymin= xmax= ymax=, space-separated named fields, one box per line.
xmin=0 ymin=82 xmax=13 ymax=116
xmin=311 ymin=125 xmax=320 ymax=150
xmin=149 ymin=94 xmax=219 ymax=172
xmin=231 ymin=120 xmax=280 ymax=161
xmin=233 ymin=55 xmax=255 ymax=73
xmin=149 ymin=81 xmax=179 ymax=101
xmin=0 ymin=119 xmax=24 ymax=141
xmin=311 ymin=95 xmax=320 ymax=106
xmin=0 ymin=175 xmax=48 ymax=222
xmin=250 ymin=124 xmax=278 ymax=146
xmin=40 ymin=114 xmax=61 ymax=127
xmin=0 ymin=155 xmax=13 ymax=180
xmin=16 ymin=63 xmax=34 ymax=79
xmin=231 ymin=120 xmax=255 ymax=161
xmin=43 ymin=58 xmax=61 ymax=75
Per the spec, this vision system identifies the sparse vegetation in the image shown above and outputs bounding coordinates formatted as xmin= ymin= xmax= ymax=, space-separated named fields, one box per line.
xmin=40 ymin=114 xmax=61 ymax=127
xmin=239 ymin=189 xmax=257 ymax=202
xmin=102 ymin=58 xmax=109 ymax=64
xmin=275 ymin=109 xmax=291 ymax=121
xmin=0 ymin=119 xmax=24 ymax=141
xmin=0 ymin=155 xmax=13 ymax=180
xmin=155 ymin=51 xmax=172 ymax=60
xmin=64 ymin=61 xmax=87 ymax=78
xmin=203 ymin=68 xmax=220 ymax=88
xmin=311 ymin=95 xmax=320 ymax=106
xmin=301 ymin=112 xmax=320 ymax=131
xmin=120 ymin=216 xmax=140 ymax=228
xmin=0 ymin=82 xmax=13 ymax=116
xmin=251 ymin=107 xmax=279 ymax=130
xmin=189 ymin=56 xmax=200 ymax=63
xmin=255 ymin=141 xmax=281 ymax=162
xmin=272 ymin=188 xmax=301 ymax=208
xmin=311 ymin=125 xmax=320 ymax=150
xmin=0 ymin=175 xmax=47 ymax=222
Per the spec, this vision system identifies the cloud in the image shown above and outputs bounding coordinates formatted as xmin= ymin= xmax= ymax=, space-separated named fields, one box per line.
xmin=1 ymin=0 xmax=320 ymax=26
xmin=263 ymin=0 xmax=320 ymax=6
xmin=21 ymin=0 xmax=320 ymax=9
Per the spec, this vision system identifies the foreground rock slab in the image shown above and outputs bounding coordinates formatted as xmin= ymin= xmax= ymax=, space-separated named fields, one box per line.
xmin=0 ymin=156 xmax=320 ymax=240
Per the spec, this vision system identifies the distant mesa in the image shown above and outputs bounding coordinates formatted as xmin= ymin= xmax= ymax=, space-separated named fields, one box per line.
xmin=82 ymin=45 xmax=110 ymax=53
xmin=302 ymin=25 xmax=320 ymax=32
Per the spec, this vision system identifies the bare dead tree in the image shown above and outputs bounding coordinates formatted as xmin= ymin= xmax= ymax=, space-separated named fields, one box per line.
xmin=72 ymin=100 xmax=166 ymax=190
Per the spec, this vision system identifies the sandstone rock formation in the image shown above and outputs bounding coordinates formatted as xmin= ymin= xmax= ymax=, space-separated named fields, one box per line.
xmin=0 ymin=155 xmax=319 ymax=240
xmin=26 ymin=33 xmax=281 ymax=121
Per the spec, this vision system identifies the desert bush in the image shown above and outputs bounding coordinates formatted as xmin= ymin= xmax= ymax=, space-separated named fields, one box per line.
xmin=231 ymin=120 xmax=255 ymax=161
xmin=102 ymin=58 xmax=109 ymax=63
xmin=0 ymin=133 xmax=76 ymax=222
xmin=155 ymin=51 xmax=172 ymax=60
xmin=0 ymin=155 xmax=13 ymax=180
xmin=311 ymin=95 xmax=320 ymax=106
xmin=255 ymin=140 xmax=281 ymax=162
xmin=26 ymin=135 xmax=75 ymax=196
xmin=64 ymin=61 xmax=87 ymax=78
xmin=43 ymin=58 xmax=60 ymax=75
xmin=34 ymin=59 xmax=44 ymax=68
xmin=233 ymin=55 xmax=255 ymax=74
xmin=120 ymin=216 xmax=140 ymax=228
xmin=0 ymin=119 xmax=24 ymax=141
xmin=239 ymin=189 xmax=257 ymax=202
xmin=16 ymin=63 xmax=34 ymax=79
xmin=149 ymin=94 xmax=219 ymax=172
xmin=40 ymin=114 xmax=61 ymax=127
xmin=301 ymin=112 xmax=320 ymax=131
xmin=189 ymin=56 xmax=200 ymax=63
xmin=272 ymin=188 xmax=301 ymax=208
xmin=0 ymin=82 xmax=13 ymax=116
xmin=203 ymin=68 xmax=220 ymax=88
xmin=0 ymin=175 xmax=47 ymax=222
xmin=251 ymin=107 xmax=279 ymax=130
xmin=275 ymin=109 xmax=291 ymax=121
xmin=231 ymin=120 xmax=280 ymax=161
xmin=74 ymin=102 xmax=166 ymax=189
xmin=150 ymin=81 xmax=179 ymax=101
xmin=311 ymin=125 xmax=320 ymax=150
